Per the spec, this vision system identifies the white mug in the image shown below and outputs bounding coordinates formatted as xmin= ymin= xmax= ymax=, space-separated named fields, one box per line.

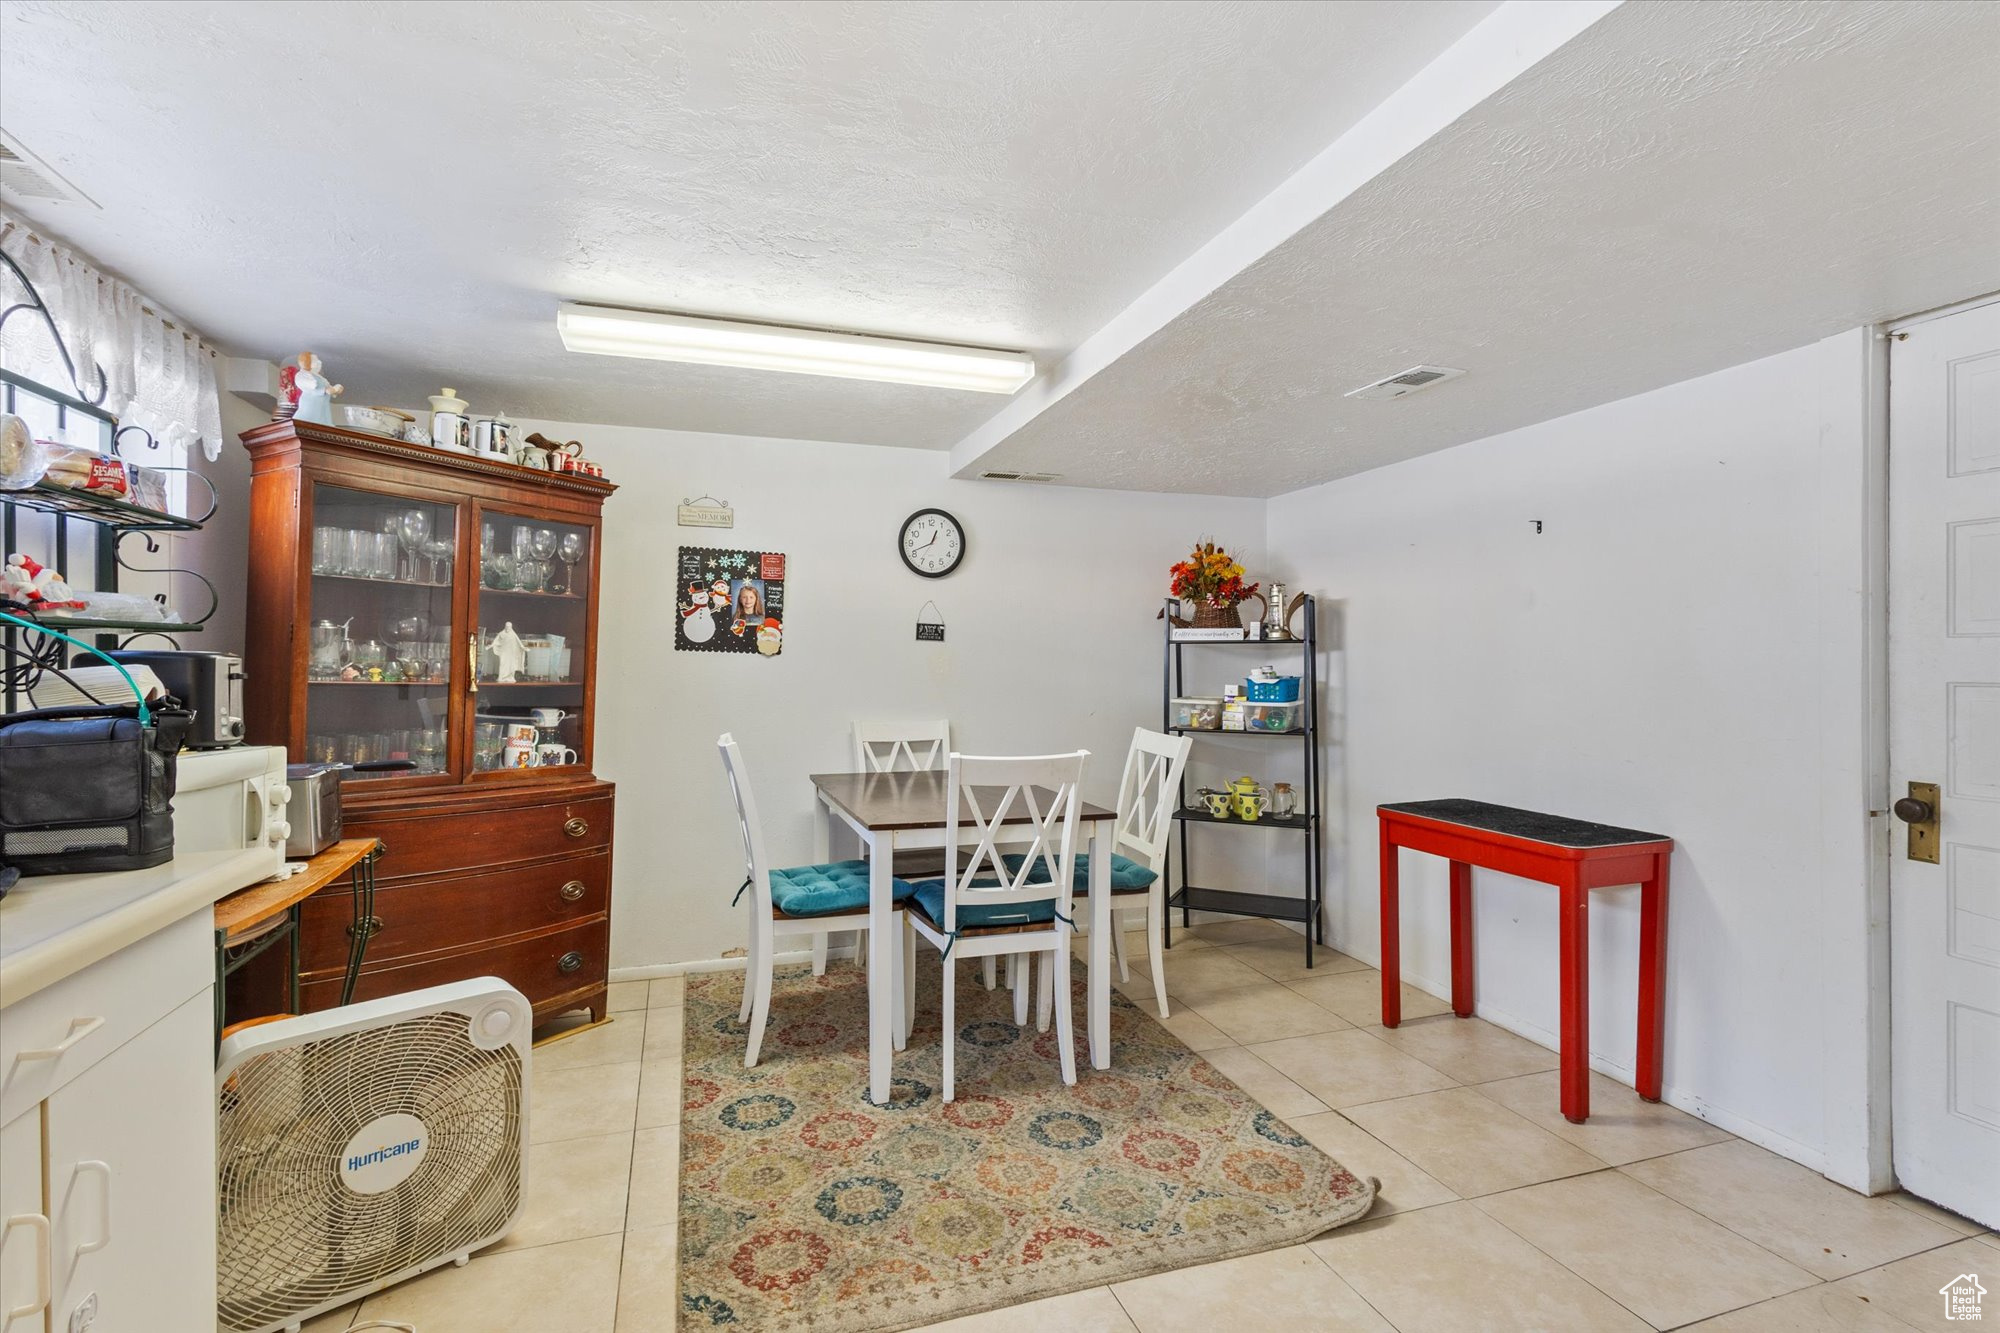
xmin=502 ymin=739 xmax=538 ymax=768
xmin=529 ymin=707 xmax=568 ymax=728
xmin=538 ymin=743 xmax=578 ymax=767
xmin=472 ymin=417 xmax=513 ymax=458
xmin=501 ymin=722 xmax=539 ymax=745
xmin=431 ymin=411 xmax=470 ymax=452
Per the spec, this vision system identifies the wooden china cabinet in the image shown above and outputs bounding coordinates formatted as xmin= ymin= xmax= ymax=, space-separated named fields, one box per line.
xmin=241 ymin=419 xmax=618 ymax=1024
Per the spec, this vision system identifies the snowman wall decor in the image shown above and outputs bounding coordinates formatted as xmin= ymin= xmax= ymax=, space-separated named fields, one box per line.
xmin=681 ymin=581 xmax=717 ymax=644
xmin=675 ymin=545 xmax=786 ymax=656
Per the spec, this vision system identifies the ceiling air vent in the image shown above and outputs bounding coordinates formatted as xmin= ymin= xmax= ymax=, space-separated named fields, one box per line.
xmin=980 ymin=470 xmax=1061 ymax=483
xmin=1344 ymin=364 xmax=1464 ymax=401
xmin=0 ymin=130 xmax=98 ymax=207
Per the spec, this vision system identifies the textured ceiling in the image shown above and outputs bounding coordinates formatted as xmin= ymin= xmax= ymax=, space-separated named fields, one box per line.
xmin=965 ymin=0 xmax=2000 ymax=494
xmin=0 ymin=0 xmax=1494 ymax=448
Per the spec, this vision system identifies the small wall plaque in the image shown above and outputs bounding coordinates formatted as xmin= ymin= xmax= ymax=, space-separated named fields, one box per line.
xmin=677 ymin=495 xmax=734 ymax=528
xmin=915 ymin=600 xmax=946 ymax=642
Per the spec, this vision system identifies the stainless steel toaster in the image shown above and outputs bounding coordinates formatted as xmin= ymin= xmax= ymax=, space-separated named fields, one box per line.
xmin=284 ymin=763 xmax=343 ymax=858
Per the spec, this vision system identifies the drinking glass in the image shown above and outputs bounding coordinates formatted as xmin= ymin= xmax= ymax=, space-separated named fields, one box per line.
xmin=313 ymin=526 xmax=340 ymax=574
xmin=556 ymin=532 xmax=584 ymax=595
xmin=512 ymin=524 xmax=534 ymax=568
xmin=372 ymin=531 xmax=399 ymax=580
xmin=344 ymin=529 xmax=372 ymax=577
xmin=424 ymin=537 xmax=454 ymax=584
xmin=396 ymin=508 xmax=431 ymax=582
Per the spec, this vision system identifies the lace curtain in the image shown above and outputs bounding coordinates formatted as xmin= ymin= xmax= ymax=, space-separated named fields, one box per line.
xmin=0 ymin=211 xmax=224 ymax=461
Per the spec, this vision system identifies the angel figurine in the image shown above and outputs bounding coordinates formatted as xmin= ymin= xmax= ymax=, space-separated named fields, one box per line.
xmin=491 ymin=621 xmax=527 ymax=683
xmin=292 ymin=352 xmax=344 ymax=425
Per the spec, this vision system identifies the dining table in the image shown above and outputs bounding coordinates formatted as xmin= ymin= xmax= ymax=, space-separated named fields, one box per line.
xmin=809 ymin=769 xmax=1119 ymax=1105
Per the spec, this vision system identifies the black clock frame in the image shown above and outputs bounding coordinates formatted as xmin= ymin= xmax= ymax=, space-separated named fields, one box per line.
xmin=898 ymin=507 xmax=965 ymax=579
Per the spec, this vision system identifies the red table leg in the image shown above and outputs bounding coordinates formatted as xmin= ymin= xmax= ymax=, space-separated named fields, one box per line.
xmin=1636 ymin=850 xmax=1670 ymax=1102
xmin=1558 ymin=877 xmax=1590 ymax=1123
xmin=1449 ymin=860 xmax=1474 ymax=1018
xmin=1379 ymin=820 xmax=1401 ymax=1028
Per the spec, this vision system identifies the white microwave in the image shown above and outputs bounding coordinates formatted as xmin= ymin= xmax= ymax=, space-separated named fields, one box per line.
xmin=174 ymin=745 xmax=291 ymax=873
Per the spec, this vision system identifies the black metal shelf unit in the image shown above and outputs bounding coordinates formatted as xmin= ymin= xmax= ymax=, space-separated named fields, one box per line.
xmin=1161 ymin=594 xmax=1324 ymax=966
xmin=1 ymin=252 xmax=216 ymax=712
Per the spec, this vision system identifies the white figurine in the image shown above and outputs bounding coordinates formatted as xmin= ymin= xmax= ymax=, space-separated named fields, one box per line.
xmin=292 ymin=352 xmax=344 ymax=425
xmin=491 ymin=621 xmax=526 ymax=683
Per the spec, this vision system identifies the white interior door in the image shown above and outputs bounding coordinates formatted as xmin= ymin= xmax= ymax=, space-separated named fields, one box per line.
xmin=1889 ymin=297 xmax=2000 ymax=1225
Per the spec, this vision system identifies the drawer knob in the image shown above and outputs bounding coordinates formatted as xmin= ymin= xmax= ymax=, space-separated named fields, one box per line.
xmin=564 ymin=818 xmax=589 ymax=839
xmin=558 ymin=880 xmax=586 ymax=902
xmin=348 ymin=915 xmax=384 ymax=940
xmin=558 ymin=951 xmax=584 ymax=974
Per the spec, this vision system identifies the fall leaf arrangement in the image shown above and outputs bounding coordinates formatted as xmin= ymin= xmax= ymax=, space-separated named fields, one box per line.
xmin=1169 ymin=541 xmax=1260 ymax=609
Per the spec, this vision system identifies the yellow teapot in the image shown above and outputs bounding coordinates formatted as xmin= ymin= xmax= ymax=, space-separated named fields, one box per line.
xmin=1228 ymin=776 xmax=1268 ymax=822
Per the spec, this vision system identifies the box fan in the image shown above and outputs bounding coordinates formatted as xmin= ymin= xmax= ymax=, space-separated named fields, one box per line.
xmin=214 ymin=979 xmax=532 ymax=1332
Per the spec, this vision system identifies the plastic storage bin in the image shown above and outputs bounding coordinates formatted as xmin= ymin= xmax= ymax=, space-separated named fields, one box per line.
xmin=1243 ymin=699 xmax=1302 ymax=733
xmin=1172 ymin=697 xmax=1224 ymax=730
xmin=1243 ymin=673 xmax=1301 ymax=703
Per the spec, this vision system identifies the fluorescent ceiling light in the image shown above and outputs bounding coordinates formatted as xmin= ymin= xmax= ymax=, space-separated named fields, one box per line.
xmin=556 ymin=303 xmax=1035 ymax=394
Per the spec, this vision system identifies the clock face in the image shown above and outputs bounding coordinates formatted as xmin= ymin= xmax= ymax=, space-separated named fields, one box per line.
xmin=899 ymin=508 xmax=965 ymax=578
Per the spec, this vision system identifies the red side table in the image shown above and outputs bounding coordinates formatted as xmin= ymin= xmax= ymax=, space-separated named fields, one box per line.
xmin=1377 ymin=799 xmax=1672 ymax=1123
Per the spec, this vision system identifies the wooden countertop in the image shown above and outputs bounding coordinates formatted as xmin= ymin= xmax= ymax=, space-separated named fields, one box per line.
xmin=214 ymin=838 xmax=379 ymax=944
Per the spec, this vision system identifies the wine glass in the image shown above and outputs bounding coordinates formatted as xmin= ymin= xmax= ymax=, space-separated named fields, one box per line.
xmin=556 ymin=532 xmax=584 ymax=595
xmin=423 ymin=536 xmax=454 ymax=584
xmin=529 ymin=529 xmax=558 ymax=595
xmin=396 ymin=508 xmax=431 ymax=582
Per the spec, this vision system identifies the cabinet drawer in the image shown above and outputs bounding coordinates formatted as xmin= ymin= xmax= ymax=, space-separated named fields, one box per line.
xmin=301 ymin=917 xmax=607 ymax=1013
xmin=356 ymin=793 xmax=613 ymax=881
xmin=46 ymin=990 xmax=214 ymax=1333
xmin=297 ymin=853 xmax=609 ymax=974
xmin=0 ymin=911 xmax=210 ymax=1126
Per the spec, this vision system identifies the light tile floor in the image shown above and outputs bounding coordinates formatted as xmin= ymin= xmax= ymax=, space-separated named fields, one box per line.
xmin=305 ymin=922 xmax=1991 ymax=1332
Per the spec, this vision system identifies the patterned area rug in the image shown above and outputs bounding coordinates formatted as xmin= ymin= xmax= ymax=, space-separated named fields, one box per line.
xmin=676 ymin=960 xmax=1376 ymax=1331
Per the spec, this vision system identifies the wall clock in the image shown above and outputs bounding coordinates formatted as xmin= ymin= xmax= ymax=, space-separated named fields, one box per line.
xmin=899 ymin=508 xmax=965 ymax=578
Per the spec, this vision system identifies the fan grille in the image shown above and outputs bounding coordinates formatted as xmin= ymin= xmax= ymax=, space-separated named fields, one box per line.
xmin=216 ymin=1011 xmax=523 ymax=1331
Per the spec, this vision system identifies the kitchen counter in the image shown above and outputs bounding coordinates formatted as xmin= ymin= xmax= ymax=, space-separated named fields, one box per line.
xmin=0 ymin=847 xmax=278 ymax=1007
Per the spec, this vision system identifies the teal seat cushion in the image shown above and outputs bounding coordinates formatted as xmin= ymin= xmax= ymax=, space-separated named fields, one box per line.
xmin=1001 ymin=852 xmax=1158 ymax=893
xmin=768 ymin=860 xmax=916 ymax=917
xmin=909 ymin=878 xmax=1056 ymax=930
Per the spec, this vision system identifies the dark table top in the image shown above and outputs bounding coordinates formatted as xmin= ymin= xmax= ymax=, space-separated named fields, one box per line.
xmin=1379 ymin=799 xmax=1670 ymax=849
xmin=810 ymin=769 xmax=1115 ymax=833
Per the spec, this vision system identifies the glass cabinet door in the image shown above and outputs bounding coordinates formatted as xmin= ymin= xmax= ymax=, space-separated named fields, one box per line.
xmin=471 ymin=508 xmax=592 ymax=774
xmin=303 ymin=485 xmax=460 ymax=783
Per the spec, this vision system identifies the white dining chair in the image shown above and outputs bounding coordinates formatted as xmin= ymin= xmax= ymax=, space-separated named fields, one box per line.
xmin=853 ymin=719 xmax=951 ymax=774
xmin=1040 ymin=727 xmax=1192 ymax=1022
xmin=903 ymin=750 xmax=1088 ymax=1101
xmin=838 ymin=720 xmax=993 ymax=984
xmin=718 ymin=732 xmax=916 ymax=1068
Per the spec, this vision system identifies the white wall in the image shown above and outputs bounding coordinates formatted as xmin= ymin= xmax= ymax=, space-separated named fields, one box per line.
xmin=1264 ymin=329 xmax=1882 ymax=1188
xmin=509 ymin=418 xmax=1266 ymax=974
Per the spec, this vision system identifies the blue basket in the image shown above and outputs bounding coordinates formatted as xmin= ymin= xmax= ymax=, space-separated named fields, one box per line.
xmin=1243 ymin=675 xmax=1301 ymax=703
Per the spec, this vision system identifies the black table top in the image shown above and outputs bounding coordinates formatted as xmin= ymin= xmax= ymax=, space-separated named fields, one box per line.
xmin=1379 ymin=799 xmax=1670 ymax=849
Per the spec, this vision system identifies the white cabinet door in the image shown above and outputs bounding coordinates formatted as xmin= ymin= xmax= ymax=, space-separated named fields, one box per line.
xmin=0 ymin=1111 xmax=47 ymax=1333
xmin=46 ymin=992 xmax=214 ymax=1333
xmin=1890 ymin=298 xmax=2000 ymax=1225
